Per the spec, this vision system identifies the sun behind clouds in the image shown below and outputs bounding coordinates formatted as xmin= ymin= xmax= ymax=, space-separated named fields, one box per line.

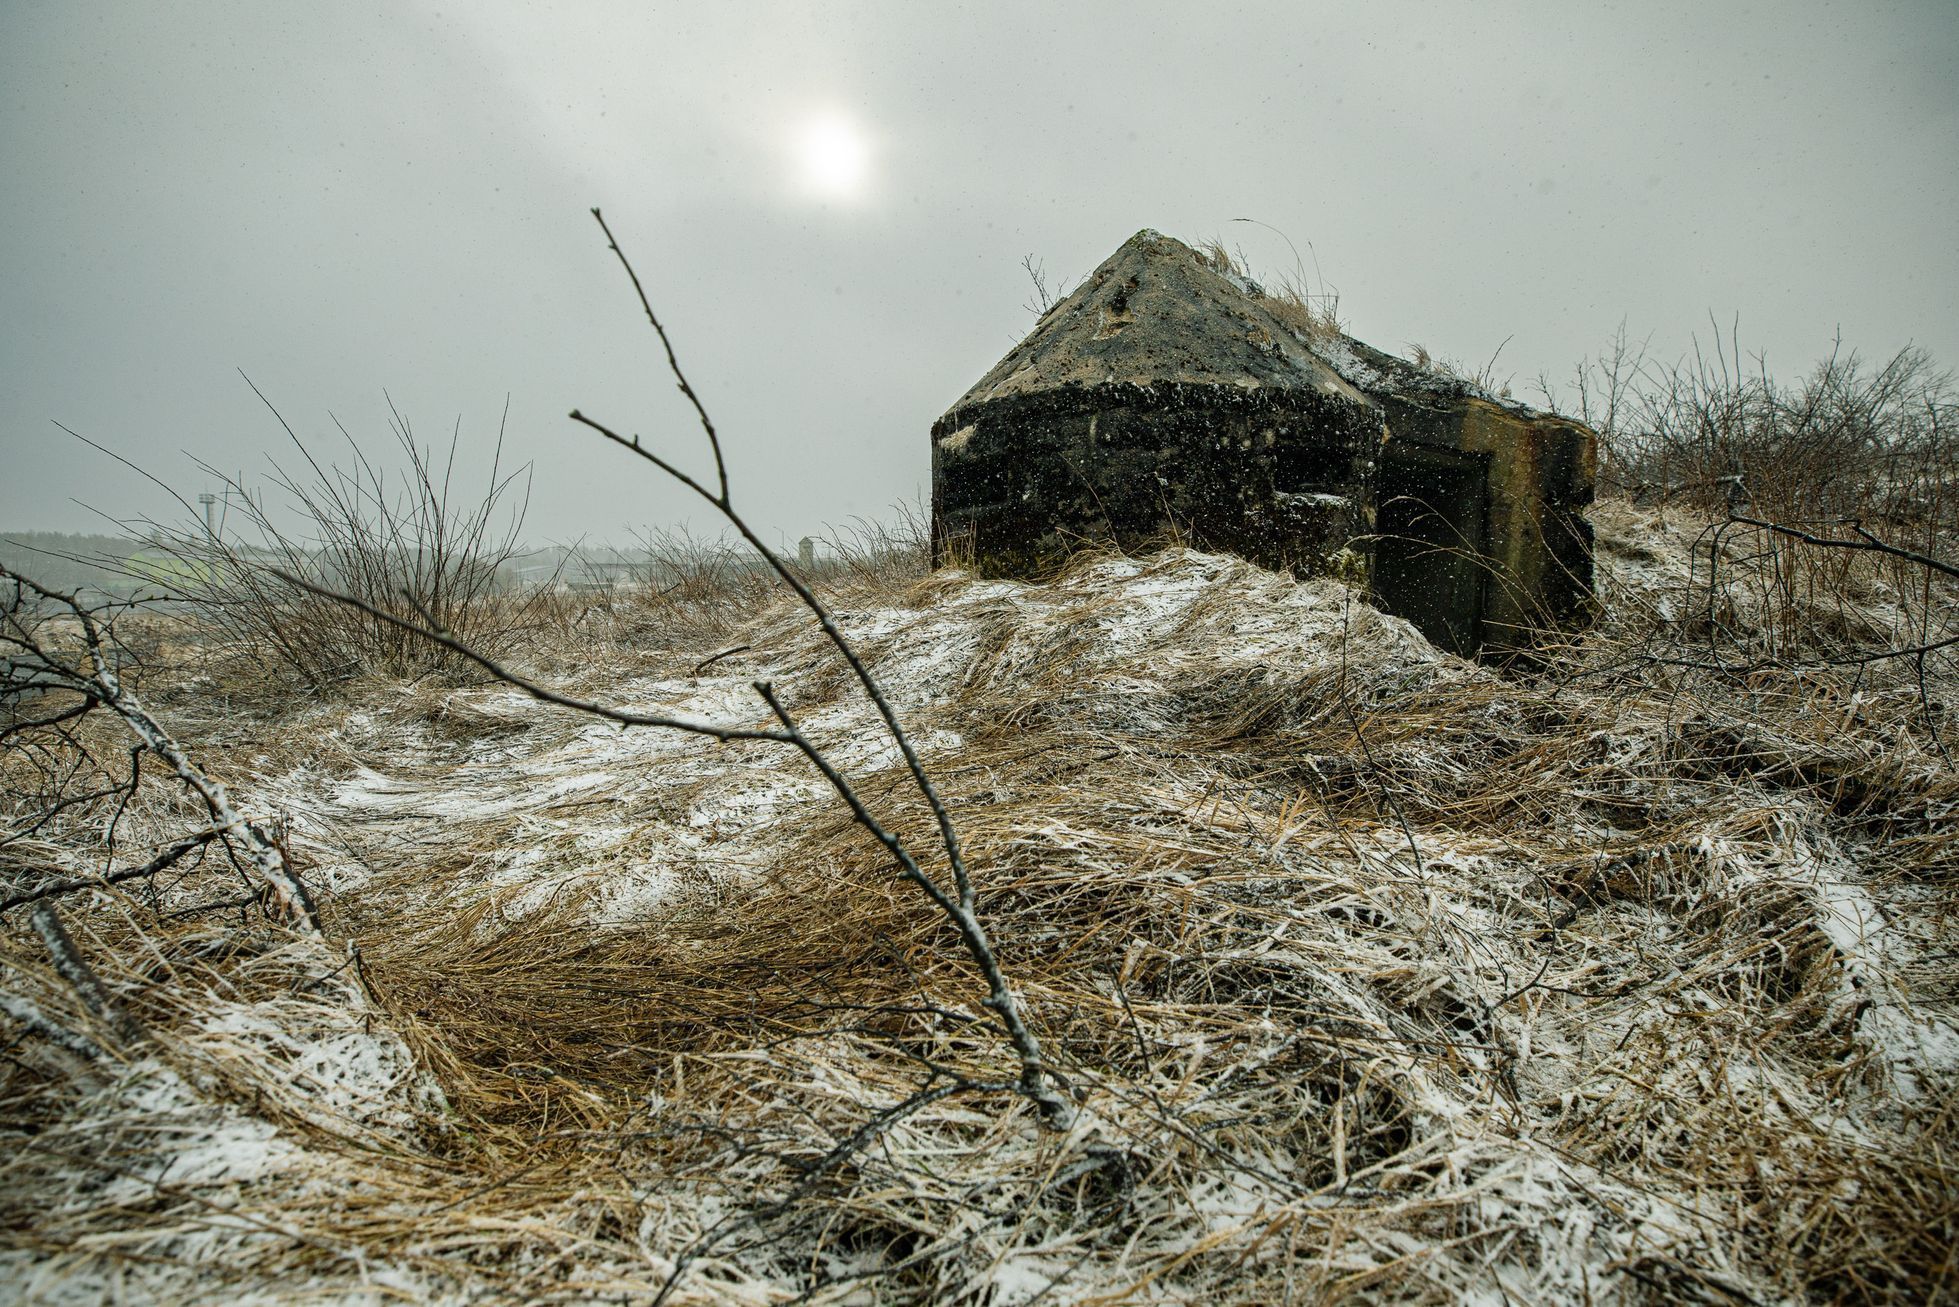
xmin=793 ymin=110 xmax=873 ymax=202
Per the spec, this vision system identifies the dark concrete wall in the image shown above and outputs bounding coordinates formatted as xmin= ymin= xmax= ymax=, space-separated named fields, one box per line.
xmin=1374 ymin=443 xmax=1492 ymax=655
xmin=932 ymin=382 xmax=1378 ymax=578
xmin=1371 ymin=395 xmax=1595 ymax=648
xmin=931 ymin=377 xmax=1595 ymax=657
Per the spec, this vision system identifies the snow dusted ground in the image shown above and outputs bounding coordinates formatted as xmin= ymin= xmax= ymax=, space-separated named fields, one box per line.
xmin=5 ymin=526 xmax=1955 ymax=1302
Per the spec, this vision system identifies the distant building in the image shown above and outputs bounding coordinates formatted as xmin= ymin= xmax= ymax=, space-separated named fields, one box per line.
xmin=931 ymin=230 xmax=1595 ymax=655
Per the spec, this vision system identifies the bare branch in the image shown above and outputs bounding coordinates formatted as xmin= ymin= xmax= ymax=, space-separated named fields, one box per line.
xmin=267 ymin=568 xmax=792 ymax=745
xmin=0 ymin=829 xmax=223 ymax=915
xmin=30 ymin=901 xmax=145 ymax=1048
xmin=691 ymin=644 xmax=751 ymax=676
xmin=1727 ymin=513 xmax=1959 ymax=581
xmin=1 ymin=565 xmax=320 ymax=931
xmin=0 ymin=990 xmax=110 ymax=1065
xmin=568 ymin=216 xmax=1067 ymax=1122
xmin=569 ymin=412 xmax=981 ymax=913
xmin=590 ymin=207 xmax=729 ymax=503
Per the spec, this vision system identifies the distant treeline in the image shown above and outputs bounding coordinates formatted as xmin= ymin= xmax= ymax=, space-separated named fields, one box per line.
xmin=0 ymin=532 xmax=159 ymax=596
xmin=2 ymin=532 xmax=838 ymax=601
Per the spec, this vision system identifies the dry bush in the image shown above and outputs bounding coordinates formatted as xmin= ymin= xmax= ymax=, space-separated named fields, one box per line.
xmin=1551 ymin=329 xmax=1959 ymax=731
xmin=603 ymin=526 xmax=781 ymax=648
xmin=1563 ymin=322 xmax=1956 ymax=543
xmin=803 ymin=504 xmax=931 ymax=594
xmin=125 ymin=393 xmax=552 ymax=688
xmin=547 ymin=512 xmax=931 ymax=662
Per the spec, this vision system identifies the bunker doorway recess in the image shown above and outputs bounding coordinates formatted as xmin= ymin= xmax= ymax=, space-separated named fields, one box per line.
xmin=1374 ymin=445 xmax=1490 ymax=656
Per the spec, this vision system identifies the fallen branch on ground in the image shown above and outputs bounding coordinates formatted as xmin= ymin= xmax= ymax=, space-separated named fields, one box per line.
xmin=2 ymin=567 xmax=320 ymax=931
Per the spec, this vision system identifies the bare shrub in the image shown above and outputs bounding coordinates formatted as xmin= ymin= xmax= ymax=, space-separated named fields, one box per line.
xmin=1018 ymin=252 xmax=1075 ymax=317
xmin=555 ymin=510 xmax=930 ymax=656
xmin=1566 ymin=320 xmax=1957 ymax=530
xmin=801 ymin=503 xmax=931 ymax=593
xmin=1551 ymin=327 xmax=1959 ymax=729
xmin=118 ymin=389 xmax=548 ymax=687
xmin=617 ymin=525 xmax=781 ymax=645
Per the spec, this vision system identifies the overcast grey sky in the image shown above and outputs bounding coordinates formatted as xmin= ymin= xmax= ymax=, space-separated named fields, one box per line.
xmin=4 ymin=1 xmax=1955 ymax=546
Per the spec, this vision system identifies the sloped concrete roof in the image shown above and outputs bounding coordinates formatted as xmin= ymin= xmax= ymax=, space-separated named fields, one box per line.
xmin=943 ymin=230 xmax=1373 ymax=414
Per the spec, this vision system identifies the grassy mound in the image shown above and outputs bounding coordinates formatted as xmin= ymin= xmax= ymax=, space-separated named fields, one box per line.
xmin=3 ymin=503 xmax=1955 ymax=1303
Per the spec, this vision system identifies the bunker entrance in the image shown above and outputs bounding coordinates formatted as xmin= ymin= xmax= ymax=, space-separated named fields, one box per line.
xmin=1374 ymin=447 xmax=1490 ymax=655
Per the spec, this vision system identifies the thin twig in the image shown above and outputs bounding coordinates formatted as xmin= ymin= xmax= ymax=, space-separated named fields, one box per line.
xmin=0 ymin=829 xmax=222 ymax=915
xmin=692 ymin=644 xmax=751 ymax=676
xmin=572 ymin=208 xmax=1067 ymax=1125
xmin=1727 ymin=513 xmax=1958 ymax=581
xmin=589 ymin=207 xmax=729 ymax=504
xmin=2 ymin=566 xmax=319 ymax=932
xmin=267 ymin=570 xmax=791 ymax=745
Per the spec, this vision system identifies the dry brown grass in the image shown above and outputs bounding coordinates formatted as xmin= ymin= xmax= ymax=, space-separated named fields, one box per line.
xmin=3 ymin=503 xmax=1955 ymax=1302
xmin=1198 ymin=236 xmax=1345 ymax=348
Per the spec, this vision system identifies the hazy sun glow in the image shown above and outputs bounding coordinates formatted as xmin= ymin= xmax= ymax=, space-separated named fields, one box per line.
xmin=795 ymin=112 xmax=872 ymax=201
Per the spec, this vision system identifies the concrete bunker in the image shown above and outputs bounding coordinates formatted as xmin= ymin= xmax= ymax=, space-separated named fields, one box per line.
xmin=931 ymin=230 xmax=1595 ymax=655
xmin=1376 ymin=444 xmax=1490 ymax=655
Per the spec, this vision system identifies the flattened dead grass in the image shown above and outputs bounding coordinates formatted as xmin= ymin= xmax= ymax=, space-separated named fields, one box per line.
xmin=4 ymin=505 xmax=1956 ymax=1302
